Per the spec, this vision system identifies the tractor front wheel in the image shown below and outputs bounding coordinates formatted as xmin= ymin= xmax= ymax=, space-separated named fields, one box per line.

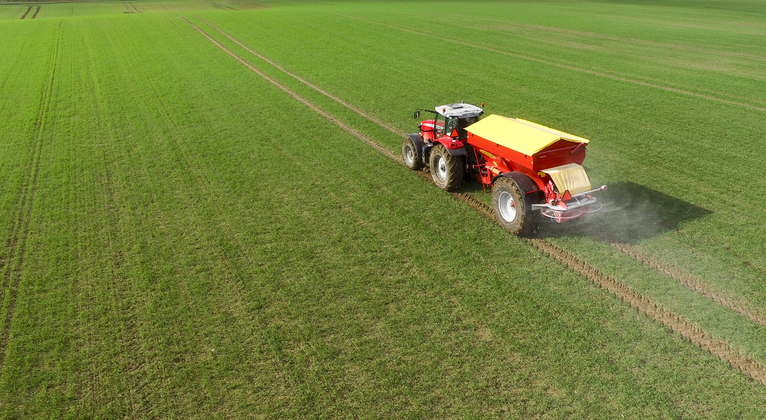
xmin=402 ymin=137 xmax=423 ymax=170
xmin=492 ymin=177 xmax=535 ymax=235
xmin=429 ymin=144 xmax=464 ymax=190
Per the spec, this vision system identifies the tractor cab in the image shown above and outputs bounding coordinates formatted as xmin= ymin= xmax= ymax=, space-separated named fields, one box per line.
xmin=416 ymin=103 xmax=484 ymax=142
xmin=403 ymin=102 xmax=485 ymax=190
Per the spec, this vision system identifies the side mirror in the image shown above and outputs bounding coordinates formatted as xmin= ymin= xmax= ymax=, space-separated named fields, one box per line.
xmin=413 ymin=110 xmax=420 ymax=119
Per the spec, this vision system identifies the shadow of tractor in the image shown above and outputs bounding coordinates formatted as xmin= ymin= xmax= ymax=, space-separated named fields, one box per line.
xmin=534 ymin=181 xmax=712 ymax=244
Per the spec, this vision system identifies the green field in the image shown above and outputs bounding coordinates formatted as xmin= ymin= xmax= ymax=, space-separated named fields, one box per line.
xmin=2 ymin=0 xmax=766 ymax=417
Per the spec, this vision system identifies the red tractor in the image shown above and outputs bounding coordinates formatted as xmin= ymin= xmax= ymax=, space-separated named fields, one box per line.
xmin=402 ymin=102 xmax=606 ymax=234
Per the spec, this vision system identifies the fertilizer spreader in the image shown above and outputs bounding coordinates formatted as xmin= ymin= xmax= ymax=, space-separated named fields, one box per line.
xmin=402 ymin=102 xmax=606 ymax=234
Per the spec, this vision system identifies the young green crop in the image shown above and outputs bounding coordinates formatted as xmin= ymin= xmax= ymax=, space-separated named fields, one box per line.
xmin=1 ymin=1 xmax=766 ymax=417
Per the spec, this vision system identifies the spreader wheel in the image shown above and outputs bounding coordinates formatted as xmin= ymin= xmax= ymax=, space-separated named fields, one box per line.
xmin=402 ymin=137 xmax=423 ymax=170
xmin=492 ymin=177 xmax=535 ymax=235
xmin=429 ymin=144 xmax=464 ymax=191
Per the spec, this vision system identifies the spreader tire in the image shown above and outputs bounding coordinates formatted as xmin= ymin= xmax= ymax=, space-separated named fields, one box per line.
xmin=429 ymin=144 xmax=464 ymax=191
xmin=492 ymin=177 xmax=535 ymax=235
xmin=402 ymin=137 xmax=423 ymax=170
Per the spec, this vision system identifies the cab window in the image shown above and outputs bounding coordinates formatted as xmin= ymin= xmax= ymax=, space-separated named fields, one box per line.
xmin=455 ymin=116 xmax=479 ymax=139
xmin=444 ymin=117 xmax=459 ymax=138
xmin=434 ymin=113 xmax=446 ymax=138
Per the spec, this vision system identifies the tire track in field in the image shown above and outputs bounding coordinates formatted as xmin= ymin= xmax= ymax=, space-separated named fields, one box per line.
xmin=192 ymin=16 xmax=406 ymax=137
xmin=390 ymin=12 xmax=766 ymax=63
xmin=181 ymin=17 xmax=766 ymax=387
xmin=123 ymin=3 xmax=142 ymax=14
xmin=118 ymin=18 xmax=263 ymax=297
xmin=483 ymin=20 xmax=766 ymax=107
xmin=128 ymin=20 xmax=335 ymax=407
xmin=609 ymin=242 xmax=766 ymax=328
xmin=180 ymin=16 xmax=400 ymax=163
xmin=20 ymin=5 xmax=31 ymax=19
xmin=527 ymin=237 xmax=766 ymax=387
xmin=110 ymin=21 xmax=246 ymax=414
xmin=462 ymin=189 xmax=766 ymax=386
xmin=488 ymin=21 xmax=766 ymax=63
xmin=115 ymin=21 xmax=285 ymax=408
xmin=0 ymin=21 xmax=61 ymax=371
xmin=340 ymin=15 xmax=766 ymax=113
xmin=32 ymin=6 xmax=40 ymax=19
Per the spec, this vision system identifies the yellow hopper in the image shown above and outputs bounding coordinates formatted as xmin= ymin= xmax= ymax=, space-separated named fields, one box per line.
xmin=465 ymin=114 xmax=589 ymax=157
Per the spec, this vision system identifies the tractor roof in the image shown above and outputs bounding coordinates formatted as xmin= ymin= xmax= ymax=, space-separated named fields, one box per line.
xmin=465 ymin=114 xmax=589 ymax=156
xmin=435 ymin=103 xmax=484 ymax=119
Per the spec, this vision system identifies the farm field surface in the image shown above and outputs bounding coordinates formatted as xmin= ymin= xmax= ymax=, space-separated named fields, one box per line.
xmin=1 ymin=0 xmax=766 ymax=417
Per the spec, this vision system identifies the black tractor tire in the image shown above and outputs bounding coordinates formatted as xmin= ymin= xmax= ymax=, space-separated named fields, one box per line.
xmin=402 ymin=137 xmax=423 ymax=170
xmin=492 ymin=177 xmax=537 ymax=235
xmin=429 ymin=144 xmax=464 ymax=191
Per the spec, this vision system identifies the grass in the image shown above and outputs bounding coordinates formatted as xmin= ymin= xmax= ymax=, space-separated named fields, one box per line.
xmin=1 ymin=0 xmax=766 ymax=417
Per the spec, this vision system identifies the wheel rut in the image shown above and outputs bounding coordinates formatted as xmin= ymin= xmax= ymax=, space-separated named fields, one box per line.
xmin=123 ymin=3 xmax=142 ymax=14
xmin=0 ymin=22 xmax=61 ymax=372
xmin=181 ymin=16 xmax=766 ymax=387
xmin=180 ymin=16 xmax=401 ymax=164
xmin=192 ymin=16 xmax=406 ymax=137
xmin=115 ymin=23 xmax=278 ymax=409
xmin=609 ymin=242 xmax=766 ymax=328
xmin=528 ymin=237 xmax=766 ymax=387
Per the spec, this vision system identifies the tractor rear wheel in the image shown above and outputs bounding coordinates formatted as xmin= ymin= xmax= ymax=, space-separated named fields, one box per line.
xmin=429 ymin=144 xmax=464 ymax=190
xmin=492 ymin=177 xmax=535 ymax=235
xmin=402 ymin=137 xmax=423 ymax=170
